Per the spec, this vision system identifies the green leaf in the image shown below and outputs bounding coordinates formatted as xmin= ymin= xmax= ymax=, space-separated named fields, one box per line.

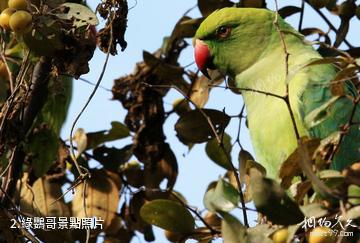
xmin=140 ymin=199 xmax=195 ymax=233
xmin=27 ymin=127 xmax=59 ymax=177
xmin=348 ymin=185 xmax=360 ymax=205
xmin=205 ymin=133 xmax=232 ymax=170
xmin=219 ymin=212 xmax=246 ymax=243
xmin=175 ymin=109 xmax=230 ymax=144
xmin=56 ymin=3 xmax=99 ymax=27
xmin=250 ymin=169 xmax=304 ymax=225
xmin=203 ymin=178 xmax=239 ymax=212
xmin=86 ymin=121 xmax=130 ymax=149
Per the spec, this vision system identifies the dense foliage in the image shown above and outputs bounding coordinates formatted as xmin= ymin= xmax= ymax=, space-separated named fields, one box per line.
xmin=0 ymin=0 xmax=359 ymax=242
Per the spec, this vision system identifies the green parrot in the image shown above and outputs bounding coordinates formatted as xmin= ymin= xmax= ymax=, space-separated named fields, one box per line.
xmin=194 ymin=7 xmax=359 ymax=178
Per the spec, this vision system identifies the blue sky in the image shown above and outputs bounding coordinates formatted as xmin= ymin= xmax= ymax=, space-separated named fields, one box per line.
xmin=60 ymin=1 xmax=359 ymax=242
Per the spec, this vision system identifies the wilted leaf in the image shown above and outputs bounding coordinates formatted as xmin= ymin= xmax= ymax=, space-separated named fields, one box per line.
xmin=347 ymin=47 xmax=360 ymax=58
xmin=285 ymin=224 xmax=301 ymax=243
xmin=247 ymin=226 xmax=274 ymax=243
xmin=278 ymin=6 xmax=302 ymax=18
xmin=32 ymin=178 xmax=71 ymax=216
xmin=143 ymin=51 xmax=184 ymax=81
xmin=305 ymin=57 xmax=346 ymax=67
xmin=57 ymin=3 xmax=99 ymax=27
xmin=289 ymin=180 xmax=312 ymax=203
xmin=72 ymin=169 xmax=120 ymax=233
xmin=238 ymin=0 xmax=265 ymax=8
xmin=16 ymin=176 xmax=73 ymax=242
xmin=238 ymin=150 xmax=254 ymax=175
xmin=304 ymin=96 xmax=341 ymax=128
xmin=204 ymin=212 xmax=222 ymax=227
xmin=166 ymin=17 xmax=204 ymax=51
xmin=247 ymin=224 xmax=278 ymax=239
xmin=334 ymin=19 xmax=349 ymax=48
xmin=219 ymin=212 xmax=246 ymax=243
xmin=93 ymin=145 xmax=132 ymax=171
xmin=250 ymin=169 xmax=304 ymax=225
xmin=344 ymin=205 xmax=360 ymax=220
xmin=23 ymin=16 xmax=64 ymax=57
xmin=154 ymin=146 xmax=178 ymax=190
xmin=140 ymin=199 xmax=195 ymax=233
xmin=172 ymin=98 xmax=191 ymax=116
xmin=300 ymin=203 xmax=328 ymax=218
xmin=239 ymin=158 xmax=266 ymax=203
xmin=73 ymin=128 xmax=87 ymax=156
xmin=198 ymin=0 xmax=234 ymax=16
xmin=301 ymin=28 xmax=331 ymax=45
xmin=343 ymin=162 xmax=360 ymax=186
xmin=175 ymin=109 xmax=230 ymax=144
xmin=205 ymin=133 xmax=232 ymax=170
xmin=86 ymin=121 xmax=130 ymax=149
xmin=319 ymin=170 xmax=345 ymax=189
xmin=280 ymin=138 xmax=320 ymax=189
xmin=122 ymin=161 xmax=145 ymax=188
xmin=315 ymin=131 xmax=341 ymax=165
xmin=330 ymin=66 xmax=358 ymax=96
xmin=124 ymin=192 xmax=153 ymax=237
xmin=190 ymin=75 xmax=210 ymax=108
xmin=203 ymin=178 xmax=239 ymax=212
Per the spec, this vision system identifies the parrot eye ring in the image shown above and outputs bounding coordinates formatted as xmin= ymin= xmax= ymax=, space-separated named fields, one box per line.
xmin=216 ymin=26 xmax=232 ymax=39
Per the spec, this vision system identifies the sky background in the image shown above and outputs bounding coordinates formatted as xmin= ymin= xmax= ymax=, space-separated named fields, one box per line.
xmin=60 ymin=1 xmax=359 ymax=242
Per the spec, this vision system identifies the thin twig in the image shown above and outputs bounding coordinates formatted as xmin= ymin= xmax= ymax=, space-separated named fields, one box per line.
xmin=142 ymin=83 xmax=222 ymax=144
xmin=234 ymin=104 xmax=245 ymax=148
xmin=274 ymin=0 xmax=336 ymax=198
xmin=171 ymin=192 xmax=220 ymax=235
xmin=298 ymin=0 xmax=305 ymax=32
xmin=68 ymin=19 xmax=113 ymax=177
xmin=0 ymin=54 xmax=13 ymax=92
xmin=306 ymin=1 xmax=353 ymax=48
xmin=144 ymin=82 xmax=250 ymax=227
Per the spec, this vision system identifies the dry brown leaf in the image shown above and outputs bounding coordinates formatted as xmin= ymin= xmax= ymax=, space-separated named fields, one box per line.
xmin=342 ymin=162 xmax=360 ymax=186
xmin=72 ymin=169 xmax=121 ymax=234
xmin=279 ymin=138 xmax=320 ymax=189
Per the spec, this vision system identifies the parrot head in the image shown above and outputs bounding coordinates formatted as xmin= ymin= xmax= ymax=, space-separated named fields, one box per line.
xmin=194 ymin=7 xmax=275 ymax=79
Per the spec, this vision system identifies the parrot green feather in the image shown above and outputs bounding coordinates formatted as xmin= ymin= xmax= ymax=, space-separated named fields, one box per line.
xmin=195 ymin=8 xmax=359 ymax=178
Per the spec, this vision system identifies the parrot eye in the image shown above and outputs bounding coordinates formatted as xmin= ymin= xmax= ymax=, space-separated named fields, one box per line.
xmin=216 ymin=26 xmax=232 ymax=39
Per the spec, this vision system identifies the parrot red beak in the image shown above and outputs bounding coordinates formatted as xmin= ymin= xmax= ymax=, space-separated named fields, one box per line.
xmin=194 ymin=39 xmax=213 ymax=79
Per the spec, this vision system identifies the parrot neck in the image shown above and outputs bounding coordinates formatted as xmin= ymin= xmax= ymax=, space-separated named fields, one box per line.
xmin=236 ymin=33 xmax=320 ymax=96
xmin=234 ymin=34 xmax=321 ymax=178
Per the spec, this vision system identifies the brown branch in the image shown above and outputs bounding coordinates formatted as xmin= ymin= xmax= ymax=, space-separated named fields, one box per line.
xmin=144 ymin=82 xmax=250 ymax=227
xmin=305 ymin=0 xmax=353 ymax=48
xmin=234 ymin=104 xmax=246 ymax=148
xmin=298 ymin=0 xmax=305 ymax=31
xmin=274 ymin=0 xmax=336 ymax=198
xmin=68 ymin=15 xmax=114 ymax=179
xmin=142 ymin=83 xmax=222 ymax=144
